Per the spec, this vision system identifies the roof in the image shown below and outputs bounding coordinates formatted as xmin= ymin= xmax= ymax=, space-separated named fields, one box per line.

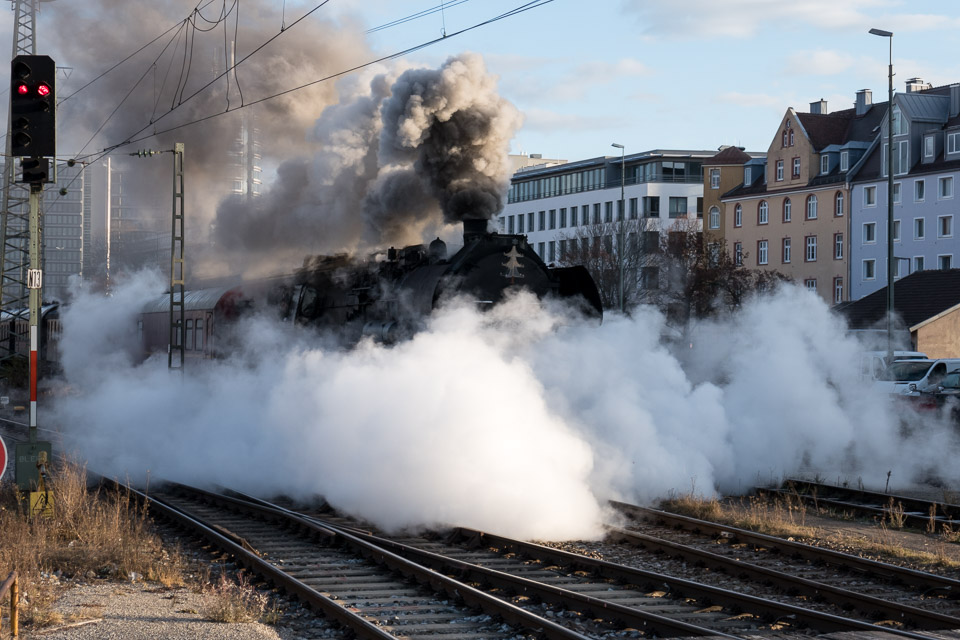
xmin=837 ymin=269 xmax=960 ymax=330
xmin=798 ymin=109 xmax=856 ymax=150
xmin=705 ymin=146 xmax=753 ymax=165
xmin=141 ymin=287 xmax=237 ymax=314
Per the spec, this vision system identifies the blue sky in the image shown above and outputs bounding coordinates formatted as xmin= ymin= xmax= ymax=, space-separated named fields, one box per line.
xmin=325 ymin=0 xmax=960 ymax=161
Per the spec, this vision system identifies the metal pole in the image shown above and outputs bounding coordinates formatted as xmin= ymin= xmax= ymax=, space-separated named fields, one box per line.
xmin=27 ymin=184 xmax=39 ymax=444
xmin=870 ymin=28 xmax=894 ymax=365
xmin=612 ymin=143 xmax=625 ymax=312
xmin=886 ymin=36 xmax=894 ymax=365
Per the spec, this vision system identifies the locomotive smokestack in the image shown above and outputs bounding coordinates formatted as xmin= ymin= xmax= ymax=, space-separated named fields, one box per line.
xmin=463 ymin=218 xmax=489 ymax=244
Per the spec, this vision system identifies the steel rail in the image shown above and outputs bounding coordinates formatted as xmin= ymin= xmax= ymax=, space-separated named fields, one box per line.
xmin=436 ymin=527 xmax=944 ymax=640
xmin=604 ymin=524 xmax=960 ymax=631
xmin=220 ymin=489 xmax=741 ymax=639
xmin=150 ymin=482 xmax=592 ymax=640
xmin=767 ymin=480 xmax=960 ymax=531
xmin=613 ymin=501 xmax=960 ymax=596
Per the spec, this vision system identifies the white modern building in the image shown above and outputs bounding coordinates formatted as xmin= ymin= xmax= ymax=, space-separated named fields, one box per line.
xmin=499 ymin=149 xmax=712 ymax=265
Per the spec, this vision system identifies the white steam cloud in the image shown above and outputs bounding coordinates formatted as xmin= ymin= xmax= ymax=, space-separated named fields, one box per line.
xmin=49 ymin=278 xmax=960 ymax=541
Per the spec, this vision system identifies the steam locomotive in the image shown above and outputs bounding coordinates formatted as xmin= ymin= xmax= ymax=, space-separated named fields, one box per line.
xmin=294 ymin=219 xmax=603 ymax=342
xmin=138 ymin=219 xmax=602 ymax=359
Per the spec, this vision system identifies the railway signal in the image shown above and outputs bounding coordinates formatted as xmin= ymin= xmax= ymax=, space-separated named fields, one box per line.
xmin=10 ymin=54 xmax=55 ymax=158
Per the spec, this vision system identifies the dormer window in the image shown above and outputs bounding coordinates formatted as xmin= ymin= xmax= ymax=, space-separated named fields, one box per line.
xmin=948 ymin=131 xmax=960 ymax=155
xmin=821 ymin=155 xmax=829 ymax=175
xmin=744 ymin=167 xmax=752 ymax=185
xmin=925 ymin=135 xmax=935 ymax=159
xmin=892 ymin=105 xmax=908 ymax=136
xmin=840 ymin=151 xmax=849 ymax=171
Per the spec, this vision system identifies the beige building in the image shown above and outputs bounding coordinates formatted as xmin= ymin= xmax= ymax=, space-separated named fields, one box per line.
xmin=702 ymin=146 xmax=756 ymax=246
xmin=721 ymin=94 xmax=884 ymax=304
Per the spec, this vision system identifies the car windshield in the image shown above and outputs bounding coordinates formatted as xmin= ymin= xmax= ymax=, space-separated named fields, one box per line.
xmin=941 ymin=371 xmax=960 ymax=390
xmin=878 ymin=361 xmax=933 ymax=382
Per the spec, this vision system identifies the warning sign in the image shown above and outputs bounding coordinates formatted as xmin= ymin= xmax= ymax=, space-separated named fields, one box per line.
xmin=0 ymin=435 xmax=6 ymax=482
xmin=29 ymin=491 xmax=54 ymax=518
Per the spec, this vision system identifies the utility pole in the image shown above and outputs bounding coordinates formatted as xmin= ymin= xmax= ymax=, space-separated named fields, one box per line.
xmin=131 ymin=145 xmax=185 ymax=372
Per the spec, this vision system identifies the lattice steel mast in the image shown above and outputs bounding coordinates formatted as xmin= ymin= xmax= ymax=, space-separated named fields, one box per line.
xmin=0 ymin=0 xmax=40 ymax=366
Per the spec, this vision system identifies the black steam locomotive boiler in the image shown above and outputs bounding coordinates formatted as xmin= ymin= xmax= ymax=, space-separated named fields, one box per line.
xmin=294 ymin=219 xmax=602 ymax=341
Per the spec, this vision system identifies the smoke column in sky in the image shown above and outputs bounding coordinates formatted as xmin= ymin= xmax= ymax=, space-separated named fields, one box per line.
xmin=49 ymin=277 xmax=960 ymax=541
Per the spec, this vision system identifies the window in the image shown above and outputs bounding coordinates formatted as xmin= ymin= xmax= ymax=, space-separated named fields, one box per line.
xmin=883 ymin=140 xmax=910 ymax=176
xmin=758 ymin=200 xmax=768 ymax=224
xmin=864 ymin=259 xmax=876 ymax=280
xmin=895 ymin=258 xmax=904 ymax=279
xmin=834 ymin=233 xmax=843 ymax=259
xmin=617 ymin=200 xmax=625 ymax=221
xmin=757 ymin=240 xmax=768 ymax=265
xmin=710 ymin=168 xmax=720 ymax=189
xmin=604 ymin=202 xmax=613 ymax=223
xmin=864 ymin=222 xmax=876 ymax=243
xmin=744 ymin=167 xmax=752 ymax=185
xmin=892 ymin=182 xmax=901 ymax=204
xmin=499 ymin=216 xmax=505 ymax=231
xmin=834 ymin=277 xmax=843 ymax=303
xmin=185 ymin=319 xmax=194 ymax=351
xmin=939 ymin=215 xmax=953 ymax=238
xmin=925 ymin=135 xmax=935 ymax=159
xmin=570 ymin=206 xmax=578 ymax=226
xmin=508 ymin=216 xmax=515 ymax=233
xmin=527 ymin=212 xmax=534 ymax=232
xmin=892 ymin=105 xmax=908 ymax=135
xmin=910 ymin=218 xmax=923 ymax=241
xmin=697 ymin=197 xmax=703 ymax=218
xmin=559 ymin=208 xmax=567 ymax=228
xmin=840 ymin=151 xmax=849 ymax=172
xmin=776 ymin=160 xmax=784 ymax=181
xmin=915 ymin=180 xmax=925 ymax=202
xmin=864 ymin=185 xmax=877 ymax=206
xmin=669 ymin=197 xmax=687 ymax=218
xmin=783 ymin=198 xmax=792 ymax=222
xmin=629 ymin=198 xmax=638 ymax=219
xmin=893 ymin=220 xmax=901 ymax=242
xmin=789 ymin=130 xmax=795 ymax=146
xmin=196 ymin=319 xmax=204 ymax=351
xmin=805 ymin=279 xmax=817 ymax=291
xmin=549 ymin=209 xmax=556 ymax=229
xmin=537 ymin=242 xmax=545 ymax=258
xmin=805 ymin=235 xmax=817 ymax=262
xmin=821 ymin=155 xmax=829 ymax=174
xmin=782 ymin=131 xmax=788 ymax=147
xmin=538 ymin=210 xmax=545 ymax=231
xmin=940 ymin=176 xmax=954 ymax=199
xmin=641 ymin=266 xmax=659 ymax=289
xmin=734 ymin=204 xmax=742 ymax=227
xmin=592 ymin=203 xmax=601 ymax=224
xmin=793 ymin=157 xmax=801 ymax=177
xmin=806 ymin=194 xmax=817 ymax=219
xmin=940 ymin=255 xmax=953 ymax=270
xmin=642 ymin=196 xmax=659 ymax=217
xmin=708 ymin=206 xmax=720 ymax=229
xmin=548 ymin=240 xmax=556 ymax=263
xmin=734 ymin=242 xmax=742 ymax=266
xmin=948 ymin=132 xmax=960 ymax=154
xmin=782 ymin=237 xmax=791 ymax=263
xmin=834 ymin=191 xmax=844 ymax=216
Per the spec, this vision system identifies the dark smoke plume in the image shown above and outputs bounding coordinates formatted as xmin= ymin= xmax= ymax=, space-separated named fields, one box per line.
xmin=212 ymin=53 xmax=521 ymax=273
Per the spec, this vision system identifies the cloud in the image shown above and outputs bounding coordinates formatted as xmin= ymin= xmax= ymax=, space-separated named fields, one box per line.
xmin=518 ymin=107 xmax=625 ymax=133
xmin=786 ymin=50 xmax=857 ymax=75
xmin=620 ymin=0 xmax=894 ymax=38
xmin=497 ymin=56 xmax=651 ymax=103
xmin=716 ymin=92 xmax=785 ymax=109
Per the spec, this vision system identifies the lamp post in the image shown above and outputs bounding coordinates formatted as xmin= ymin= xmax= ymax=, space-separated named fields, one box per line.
xmin=869 ymin=27 xmax=894 ymax=365
xmin=612 ymin=142 xmax=625 ymax=312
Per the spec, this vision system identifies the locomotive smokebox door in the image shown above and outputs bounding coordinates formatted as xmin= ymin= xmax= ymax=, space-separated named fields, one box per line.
xmin=15 ymin=440 xmax=52 ymax=491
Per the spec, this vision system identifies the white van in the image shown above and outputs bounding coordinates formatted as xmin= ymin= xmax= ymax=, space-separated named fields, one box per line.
xmin=874 ymin=358 xmax=960 ymax=395
xmin=859 ymin=350 xmax=927 ymax=381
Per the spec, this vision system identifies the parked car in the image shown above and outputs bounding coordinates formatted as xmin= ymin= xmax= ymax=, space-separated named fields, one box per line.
xmin=910 ymin=369 xmax=960 ymax=421
xmin=858 ymin=350 xmax=927 ymax=381
xmin=873 ymin=359 xmax=960 ymax=396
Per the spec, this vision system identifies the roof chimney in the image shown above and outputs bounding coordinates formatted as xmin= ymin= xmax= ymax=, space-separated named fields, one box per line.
xmin=906 ymin=77 xmax=932 ymax=93
xmin=810 ymin=99 xmax=828 ymax=115
xmin=855 ymin=89 xmax=872 ymax=116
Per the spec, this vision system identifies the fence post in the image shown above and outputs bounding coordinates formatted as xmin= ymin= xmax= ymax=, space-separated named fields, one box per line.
xmin=1 ymin=571 xmax=17 ymax=637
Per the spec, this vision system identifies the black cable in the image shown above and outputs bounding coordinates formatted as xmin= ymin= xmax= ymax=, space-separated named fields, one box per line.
xmin=367 ymin=0 xmax=471 ymax=34
xmin=90 ymin=0 xmax=554 ymax=157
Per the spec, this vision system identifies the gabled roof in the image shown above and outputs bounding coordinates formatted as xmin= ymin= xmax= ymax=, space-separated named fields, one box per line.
xmin=705 ymin=146 xmax=753 ymax=165
xmin=837 ymin=269 xmax=960 ymax=330
xmin=798 ymin=109 xmax=855 ymax=150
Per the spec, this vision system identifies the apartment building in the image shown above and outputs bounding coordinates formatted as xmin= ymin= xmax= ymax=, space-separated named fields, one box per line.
xmin=721 ymin=92 xmax=885 ymax=304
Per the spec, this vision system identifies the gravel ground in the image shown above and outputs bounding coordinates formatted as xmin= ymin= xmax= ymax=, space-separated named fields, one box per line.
xmin=28 ymin=583 xmax=295 ymax=640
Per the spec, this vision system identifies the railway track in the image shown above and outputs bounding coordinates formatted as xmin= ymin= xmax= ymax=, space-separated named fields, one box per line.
xmin=207 ymin=487 xmax=960 ymax=639
xmin=761 ymin=479 xmax=960 ymax=532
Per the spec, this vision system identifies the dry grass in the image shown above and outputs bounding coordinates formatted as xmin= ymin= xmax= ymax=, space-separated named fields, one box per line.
xmin=0 ymin=459 xmax=185 ymax=630
xmin=201 ymin=571 xmax=278 ymax=624
xmin=659 ymin=491 xmax=960 ymax=570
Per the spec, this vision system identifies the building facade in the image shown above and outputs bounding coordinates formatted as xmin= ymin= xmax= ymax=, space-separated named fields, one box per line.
xmin=42 ymin=163 xmax=85 ymax=301
xmin=703 ymin=146 xmax=759 ymax=246
xmin=849 ymin=80 xmax=960 ymax=300
xmin=722 ymin=93 xmax=884 ymax=304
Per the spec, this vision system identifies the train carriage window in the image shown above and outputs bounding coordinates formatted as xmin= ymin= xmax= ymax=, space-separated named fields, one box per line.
xmin=185 ymin=320 xmax=194 ymax=351
xmin=196 ymin=319 xmax=204 ymax=351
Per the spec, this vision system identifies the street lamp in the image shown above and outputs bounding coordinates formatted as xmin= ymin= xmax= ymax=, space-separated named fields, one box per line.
xmin=869 ymin=27 xmax=894 ymax=365
xmin=612 ymin=142 xmax=625 ymax=312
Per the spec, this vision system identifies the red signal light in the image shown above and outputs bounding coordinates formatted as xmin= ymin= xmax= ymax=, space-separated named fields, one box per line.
xmin=16 ymin=83 xmax=28 ymax=95
xmin=36 ymin=83 xmax=50 ymax=97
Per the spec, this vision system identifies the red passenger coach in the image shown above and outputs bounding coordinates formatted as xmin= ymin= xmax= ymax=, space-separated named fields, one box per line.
xmin=138 ymin=288 xmax=236 ymax=361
